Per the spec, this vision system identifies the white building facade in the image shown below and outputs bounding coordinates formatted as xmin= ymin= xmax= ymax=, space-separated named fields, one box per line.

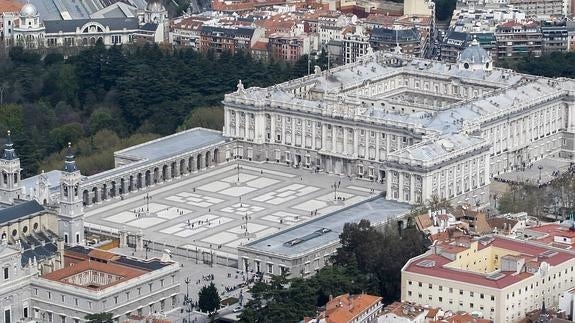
xmin=222 ymin=42 xmax=575 ymax=205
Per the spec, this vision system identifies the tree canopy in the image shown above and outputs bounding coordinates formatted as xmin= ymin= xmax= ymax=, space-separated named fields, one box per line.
xmin=198 ymin=282 xmax=221 ymax=314
xmin=0 ymin=44 xmax=311 ymax=176
xmin=500 ymin=52 xmax=575 ymax=78
xmin=239 ymin=219 xmax=427 ymax=322
xmin=85 ymin=312 xmax=113 ymax=323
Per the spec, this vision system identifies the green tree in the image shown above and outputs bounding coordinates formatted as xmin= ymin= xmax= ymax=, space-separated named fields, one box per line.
xmin=178 ymin=106 xmax=224 ymax=131
xmin=426 ymin=194 xmax=451 ymax=212
xmin=48 ymin=123 xmax=84 ymax=151
xmin=198 ymin=282 xmax=221 ymax=314
xmin=435 ymin=0 xmax=457 ymax=21
xmin=85 ymin=312 xmax=113 ymax=323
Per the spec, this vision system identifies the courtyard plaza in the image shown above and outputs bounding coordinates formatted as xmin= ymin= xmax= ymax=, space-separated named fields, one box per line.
xmin=494 ymin=157 xmax=572 ymax=186
xmin=85 ymin=160 xmax=384 ymax=264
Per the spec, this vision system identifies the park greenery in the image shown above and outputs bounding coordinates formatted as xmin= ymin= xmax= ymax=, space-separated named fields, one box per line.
xmin=497 ymin=170 xmax=575 ymax=220
xmin=239 ymin=219 xmax=427 ymax=322
xmin=0 ymin=43 xmax=319 ymax=177
xmin=498 ymin=52 xmax=575 ymax=78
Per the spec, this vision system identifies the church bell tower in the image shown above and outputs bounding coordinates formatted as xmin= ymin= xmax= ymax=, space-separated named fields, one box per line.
xmin=58 ymin=143 xmax=84 ymax=246
xmin=0 ymin=131 xmax=21 ymax=205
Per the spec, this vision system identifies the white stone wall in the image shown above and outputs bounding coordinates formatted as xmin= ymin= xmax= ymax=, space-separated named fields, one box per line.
xmin=31 ymin=262 xmax=181 ymax=322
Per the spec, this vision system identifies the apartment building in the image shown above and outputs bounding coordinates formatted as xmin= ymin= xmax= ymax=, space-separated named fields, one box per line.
xmin=494 ymin=21 xmax=542 ymax=60
xmin=402 ymin=236 xmax=575 ymax=322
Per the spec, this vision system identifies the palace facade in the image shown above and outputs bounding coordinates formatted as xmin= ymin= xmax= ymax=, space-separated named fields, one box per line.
xmin=222 ymin=39 xmax=574 ymax=206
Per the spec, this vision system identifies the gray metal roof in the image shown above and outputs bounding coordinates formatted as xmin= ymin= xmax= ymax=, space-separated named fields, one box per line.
xmin=241 ymin=197 xmax=410 ymax=257
xmin=21 ymin=170 xmax=62 ymax=196
xmin=0 ymin=200 xmax=45 ymax=225
xmin=20 ymin=0 xmax=91 ymax=20
xmin=140 ymin=22 xmax=158 ymax=31
xmin=115 ymin=128 xmax=226 ymax=163
xmin=19 ymin=0 xmax=147 ymax=21
xmin=84 ymin=128 xmax=227 ymax=184
xmin=459 ymin=40 xmax=491 ymax=64
xmin=44 ymin=17 xmax=139 ymax=33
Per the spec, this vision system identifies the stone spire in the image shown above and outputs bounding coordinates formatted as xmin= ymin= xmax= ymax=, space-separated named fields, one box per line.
xmin=2 ymin=130 xmax=17 ymax=160
xmin=63 ymin=143 xmax=77 ymax=173
xmin=0 ymin=130 xmax=21 ymax=204
xmin=59 ymin=142 xmax=84 ymax=246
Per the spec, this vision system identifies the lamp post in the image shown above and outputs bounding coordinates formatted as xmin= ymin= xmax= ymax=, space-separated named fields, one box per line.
xmin=237 ymin=163 xmax=241 ymax=183
xmin=243 ymin=212 xmax=251 ymax=237
xmin=185 ymin=277 xmax=191 ymax=300
xmin=183 ymin=277 xmax=193 ymax=323
xmin=332 ymin=182 xmax=337 ymax=200
xmin=144 ymin=242 xmax=150 ymax=259
xmin=144 ymin=192 xmax=152 ymax=215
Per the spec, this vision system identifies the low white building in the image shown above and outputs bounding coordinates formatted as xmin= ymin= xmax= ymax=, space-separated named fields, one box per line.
xmin=31 ymin=247 xmax=181 ymax=323
xmin=0 ymin=243 xmax=38 ymax=323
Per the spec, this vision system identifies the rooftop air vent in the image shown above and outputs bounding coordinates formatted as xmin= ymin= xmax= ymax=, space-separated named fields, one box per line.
xmin=486 ymin=272 xmax=506 ymax=280
xmin=416 ymin=259 xmax=436 ymax=268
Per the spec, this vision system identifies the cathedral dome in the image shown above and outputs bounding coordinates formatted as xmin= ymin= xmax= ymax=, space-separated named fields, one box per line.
xmin=146 ymin=1 xmax=166 ymax=12
xmin=20 ymin=3 xmax=38 ymax=18
xmin=459 ymin=38 xmax=490 ymax=65
xmin=458 ymin=37 xmax=492 ymax=71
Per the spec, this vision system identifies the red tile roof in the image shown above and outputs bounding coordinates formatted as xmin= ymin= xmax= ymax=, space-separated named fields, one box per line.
xmin=251 ymin=40 xmax=268 ymax=50
xmin=430 ymin=313 xmax=491 ymax=323
xmin=0 ymin=0 xmax=21 ymax=13
xmin=88 ymin=249 xmax=118 ymax=261
xmin=42 ymin=260 xmax=147 ymax=290
xmin=325 ymin=294 xmax=382 ymax=323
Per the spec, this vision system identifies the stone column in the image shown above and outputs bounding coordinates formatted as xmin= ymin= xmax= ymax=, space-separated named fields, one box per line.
xmin=235 ymin=111 xmax=240 ymax=138
xmin=322 ymin=124 xmax=327 ymax=150
xmin=119 ymin=227 xmax=128 ymax=248
xmin=410 ymin=174 xmax=415 ymax=203
xmin=191 ymin=157 xmax=196 ymax=172
xmin=165 ymin=165 xmax=172 ymax=181
xmin=353 ymin=130 xmax=359 ymax=157
xmin=312 ymin=121 xmax=316 ymax=150
xmin=199 ymin=154 xmax=205 ymax=170
xmin=93 ymin=188 xmax=100 ymax=204
xmin=245 ymin=113 xmax=250 ymax=141
xmin=282 ymin=117 xmax=286 ymax=145
xmin=376 ymin=132 xmax=380 ymax=161
xmin=365 ymin=132 xmax=369 ymax=157
xmin=331 ymin=126 xmax=336 ymax=153
xmin=398 ymin=172 xmax=404 ymax=202
xmin=270 ymin=115 xmax=276 ymax=142
xmin=224 ymin=109 xmax=230 ymax=136
xmin=174 ymin=162 xmax=180 ymax=178
xmin=343 ymin=127 xmax=348 ymax=155
xmin=112 ymin=183 xmax=119 ymax=198
xmin=135 ymin=229 xmax=144 ymax=252
xmin=292 ymin=117 xmax=296 ymax=145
